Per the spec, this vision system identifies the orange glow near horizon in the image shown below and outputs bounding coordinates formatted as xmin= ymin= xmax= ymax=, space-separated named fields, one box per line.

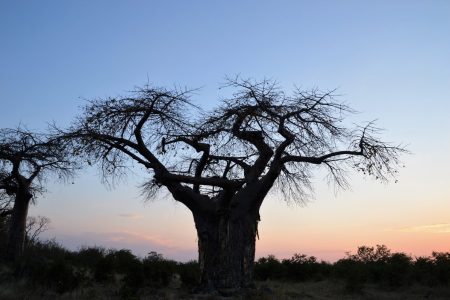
xmin=36 ymin=157 xmax=449 ymax=263
xmin=255 ymin=225 xmax=450 ymax=262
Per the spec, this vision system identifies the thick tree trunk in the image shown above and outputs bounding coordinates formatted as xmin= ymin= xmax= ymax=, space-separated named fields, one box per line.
xmin=5 ymin=189 xmax=32 ymax=262
xmin=193 ymin=210 xmax=259 ymax=293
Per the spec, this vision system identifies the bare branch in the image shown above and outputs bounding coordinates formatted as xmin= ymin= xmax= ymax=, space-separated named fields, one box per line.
xmin=25 ymin=215 xmax=51 ymax=246
xmin=0 ymin=127 xmax=79 ymax=200
xmin=62 ymin=78 xmax=406 ymax=211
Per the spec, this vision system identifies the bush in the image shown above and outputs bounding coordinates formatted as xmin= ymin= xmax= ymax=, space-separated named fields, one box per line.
xmin=254 ymin=253 xmax=331 ymax=282
xmin=433 ymin=252 xmax=450 ymax=285
xmin=282 ymin=254 xmax=326 ymax=281
xmin=333 ymin=245 xmax=417 ymax=290
xmin=0 ymin=215 xmax=9 ymax=258
xmin=23 ymin=239 xmax=72 ymax=262
xmin=384 ymin=253 xmax=412 ymax=287
xmin=177 ymin=260 xmax=199 ymax=287
xmin=334 ymin=258 xmax=366 ymax=293
xmin=76 ymin=246 xmax=106 ymax=268
xmin=119 ymin=261 xmax=144 ymax=299
xmin=413 ymin=256 xmax=435 ymax=285
xmin=18 ymin=239 xmax=74 ymax=278
xmin=45 ymin=259 xmax=82 ymax=293
xmin=254 ymin=255 xmax=284 ymax=280
xmin=142 ymin=251 xmax=177 ymax=287
xmin=19 ymin=249 xmax=83 ymax=293
xmin=94 ymin=254 xmax=115 ymax=282
xmin=107 ymin=249 xmax=140 ymax=274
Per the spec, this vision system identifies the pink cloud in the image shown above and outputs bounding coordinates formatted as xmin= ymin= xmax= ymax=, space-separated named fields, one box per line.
xmin=397 ymin=223 xmax=450 ymax=233
xmin=104 ymin=230 xmax=175 ymax=248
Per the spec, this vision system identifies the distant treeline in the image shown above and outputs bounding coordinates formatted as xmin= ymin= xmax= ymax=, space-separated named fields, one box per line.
xmin=0 ymin=236 xmax=449 ymax=295
xmin=254 ymin=245 xmax=450 ymax=292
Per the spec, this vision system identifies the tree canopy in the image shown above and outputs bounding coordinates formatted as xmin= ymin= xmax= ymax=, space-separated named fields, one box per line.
xmin=0 ymin=127 xmax=75 ymax=202
xmin=67 ymin=78 xmax=405 ymax=208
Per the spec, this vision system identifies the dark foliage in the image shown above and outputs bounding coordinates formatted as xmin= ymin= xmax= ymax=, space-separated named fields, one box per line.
xmin=433 ymin=252 xmax=450 ymax=285
xmin=0 ymin=234 xmax=201 ymax=295
xmin=1 ymin=239 xmax=449 ymax=295
xmin=176 ymin=260 xmax=200 ymax=287
xmin=254 ymin=254 xmax=331 ymax=282
xmin=76 ymin=246 xmax=106 ymax=268
xmin=282 ymin=253 xmax=331 ymax=281
xmin=254 ymin=245 xmax=450 ymax=292
xmin=0 ymin=215 xmax=8 ymax=257
xmin=254 ymin=255 xmax=284 ymax=280
xmin=16 ymin=239 xmax=84 ymax=293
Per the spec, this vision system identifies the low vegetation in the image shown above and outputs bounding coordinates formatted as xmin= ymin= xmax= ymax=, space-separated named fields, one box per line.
xmin=254 ymin=245 xmax=450 ymax=292
xmin=0 ymin=236 xmax=449 ymax=299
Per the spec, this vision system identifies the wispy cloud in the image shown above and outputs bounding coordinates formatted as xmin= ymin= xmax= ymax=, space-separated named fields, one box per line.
xmin=105 ymin=230 xmax=175 ymax=248
xmin=118 ymin=213 xmax=142 ymax=219
xmin=397 ymin=223 xmax=450 ymax=233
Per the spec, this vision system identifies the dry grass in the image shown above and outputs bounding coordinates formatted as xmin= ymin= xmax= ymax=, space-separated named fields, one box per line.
xmin=1 ymin=279 xmax=449 ymax=299
xmin=244 ymin=280 xmax=450 ymax=300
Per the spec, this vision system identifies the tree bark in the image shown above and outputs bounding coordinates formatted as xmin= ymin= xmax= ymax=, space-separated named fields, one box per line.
xmin=5 ymin=189 xmax=32 ymax=262
xmin=193 ymin=209 xmax=259 ymax=294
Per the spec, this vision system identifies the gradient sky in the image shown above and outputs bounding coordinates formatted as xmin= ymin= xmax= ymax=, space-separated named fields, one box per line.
xmin=1 ymin=1 xmax=449 ymax=262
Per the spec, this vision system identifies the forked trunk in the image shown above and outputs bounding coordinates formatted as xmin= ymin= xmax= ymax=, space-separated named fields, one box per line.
xmin=6 ymin=189 xmax=32 ymax=262
xmin=193 ymin=210 xmax=259 ymax=294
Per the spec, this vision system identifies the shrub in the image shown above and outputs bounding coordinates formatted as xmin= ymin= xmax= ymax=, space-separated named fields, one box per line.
xmin=107 ymin=249 xmax=140 ymax=274
xmin=334 ymin=258 xmax=366 ymax=293
xmin=254 ymin=255 xmax=284 ymax=280
xmin=177 ymin=260 xmax=199 ymax=287
xmin=142 ymin=251 xmax=177 ymax=287
xmin=121 ymin=258 xmax=144 ymax=290
xmin=19 ymin=254 xmax=83 ymax=293
xmin=94 ymin=254 xmax=115 ymax=282
xmin=45 ymin=258 xmax=82 ymax=293
xmin=17 ymin=239 xmax=73 ymax=279
xmin=0 ymin=215 xmax=9 ymax=258
xmin=384 ymin=252 xmax=412 ymax=287
xmin=433 ymin=252 xmax=450 ymax=285
xmin=413 ymin=256 xmax=435 ymax=285
xmin=76 ymin=246 xmax=106 ymax=268
xmin=282 ymin=254 xmax=320 ymax=281
xmin=23 ymin=239 xmax=71 ymax=261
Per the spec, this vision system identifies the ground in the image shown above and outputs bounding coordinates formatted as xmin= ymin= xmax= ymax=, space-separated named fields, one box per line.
xmin=1 ymin=279 xmax=449 ymax=300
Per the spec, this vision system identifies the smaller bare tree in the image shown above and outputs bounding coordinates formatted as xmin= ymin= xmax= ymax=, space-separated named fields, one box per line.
xmin=25 ymin=215 xmax=51 ymax=247
xmin=0 ymin=127 xmax=76 ymax=262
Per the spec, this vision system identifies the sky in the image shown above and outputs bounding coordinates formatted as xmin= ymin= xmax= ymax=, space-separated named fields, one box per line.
xmin=1 ymin=1 xmax=449 ymax=262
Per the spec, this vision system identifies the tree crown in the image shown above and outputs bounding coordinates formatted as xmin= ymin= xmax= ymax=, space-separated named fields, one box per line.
xmin=66 ymin=78 xmax=406 ymax=207
xmin=0 ymin=127 xmax=77 ymax=204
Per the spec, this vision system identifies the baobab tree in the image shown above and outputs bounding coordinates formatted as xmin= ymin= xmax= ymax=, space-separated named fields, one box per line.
xmin=65 ymin=78 xmax=405 ymax=292
xmin=0 ymin=128 xmax=75 ymax=262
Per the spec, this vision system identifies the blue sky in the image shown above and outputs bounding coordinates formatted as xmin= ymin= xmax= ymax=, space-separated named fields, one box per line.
xmin=1 ymin=1 xmax=449 ymax=261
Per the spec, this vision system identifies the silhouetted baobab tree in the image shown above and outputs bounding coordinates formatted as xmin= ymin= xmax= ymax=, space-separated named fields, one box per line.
xmin=66 ymin=78 xmax=405 ymax=292
xmin=0 ymin=128 xmax=75 ymax=262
